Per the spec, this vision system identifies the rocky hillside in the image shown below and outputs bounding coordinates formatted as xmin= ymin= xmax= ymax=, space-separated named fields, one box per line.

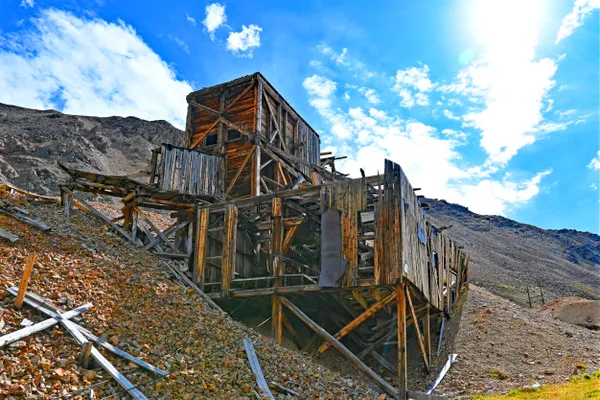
xmin=426 ymin=199 xmax=600 ymax=305
xmin=1 ymin=102 xmax=598 ymax=307
xmin=0 ymin=103 xmax=183 ymax=195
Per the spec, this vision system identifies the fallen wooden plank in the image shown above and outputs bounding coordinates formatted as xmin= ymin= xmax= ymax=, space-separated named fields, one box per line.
xmin=59 ymin=315 xmax=148 ymax=400
xmin=0 ymin=207 xmax=51 ymax=231
xmin=0 ymin=227 xmax=18 ymax=242
xmin=62 ymin=188 xmax=137 ymax=245
xmin=15 ymin=253 xmax=36 ymax=309
xmin=280 ymin=296 xmax=398 ymax=398
xmin=243 ymin=337 xmax=275 ymax=400
xmin=0 ymin=303 xmax=91 ymax=347
xmin=166 ymin=265 xmax=224 ymax=313
xmin=6 ymin=288 xmax=168 ymax=377
xmin=426 ymin=354 xmax=457 ymax=395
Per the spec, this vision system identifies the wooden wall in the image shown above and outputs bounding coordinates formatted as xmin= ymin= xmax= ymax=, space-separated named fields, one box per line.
xmin=374 ymin=159 xmax=468 ymax=310
xmin=184 ymin=73 xmax=321 ymax=199
xmin=155 ymin=144 xmax=223 ymax=197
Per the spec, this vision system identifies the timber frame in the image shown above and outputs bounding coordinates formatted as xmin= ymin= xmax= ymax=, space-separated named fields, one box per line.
xmin=58 ymin=73 xmax=471 ymax=399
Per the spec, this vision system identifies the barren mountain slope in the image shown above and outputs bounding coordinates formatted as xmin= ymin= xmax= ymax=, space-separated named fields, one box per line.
xmin=0 ymin=103 xmax=183 ymax=195
xmin=426 ymin=199 xmax=600 ymax=305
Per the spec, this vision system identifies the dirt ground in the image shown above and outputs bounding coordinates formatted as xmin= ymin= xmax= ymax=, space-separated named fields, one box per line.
xmin=437 ymin=285 xmax=600 ymax=397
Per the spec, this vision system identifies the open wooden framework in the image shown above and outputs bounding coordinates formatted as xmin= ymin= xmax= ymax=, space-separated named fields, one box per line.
xmin=58 ymin=73 xmax=471 ymax=399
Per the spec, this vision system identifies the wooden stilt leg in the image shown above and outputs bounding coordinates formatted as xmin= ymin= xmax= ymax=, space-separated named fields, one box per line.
xmin=15 ymin=254 xmax=36 ymax=310
xmin=424 ymin=304 xmax=431 ymax=366
xmin=396 ymin=282 xmax=407 ymax=399
xmin=271 ymin=295 xmax=282 ymax=345
xmin=193 ymin=208 xmax=209 ymax=289
xmin=406 ymin=285 xmax=431 ymax=374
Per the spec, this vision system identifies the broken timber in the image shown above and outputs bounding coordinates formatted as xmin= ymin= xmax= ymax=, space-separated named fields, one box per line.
xmin=243 ymin=337 xmax=275 ymax=400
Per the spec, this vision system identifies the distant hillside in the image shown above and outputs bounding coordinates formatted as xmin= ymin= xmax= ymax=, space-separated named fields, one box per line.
xmin=1 ymin=101 xmax=598 ymax=306
xmin=426 ymin=199 xmax=600 ymax=305
xmin=0 ymin=103 xmax=183 ymax=194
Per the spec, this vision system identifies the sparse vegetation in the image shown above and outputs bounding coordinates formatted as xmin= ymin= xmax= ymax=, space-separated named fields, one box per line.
xmin=489 ymin=369 xmax=510 ymax=380
xmin=570 ymin=282 xmax=598 ymax=295
xmin=470 ymin=370 xmax=600 ymax=399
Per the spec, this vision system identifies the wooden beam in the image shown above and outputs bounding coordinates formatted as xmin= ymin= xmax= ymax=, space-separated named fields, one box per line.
xmin=0 ymin=207 xmax=51 ymax=232
xmin=282 ymin=224 xmax=301 ymax=255
xmin=397 ymin=282 xmax=407 ymax=399
xmin=424 ymin=304 xmax=431 ymax=366
xmin=243 ymin=337 xmax=275 ymax=399
xmin=406 ymin=286 xmax=430 ymax=373
xmin=193 ymin=208 xmax=210 ymax=289
xmin=280 ymin=296 xmax=397 ymax=398
xmin=224 ymin=146 xmax=255 ymax=199
xmin=79 ymin=342 xmax=93 ymax=368
xmin=0 ymin=228 xmax=18 ymax=242
xmin=14 ymin=253 xmax=36 ymax=309
xmin=0 ymin=303 xmax=91 ymax=347
xmin=254 ymin=80 xmax=263 ymax=196
xmin=271 ymin=197 xmax=283 ymax=344
xmin=136 ymin=207 xmax=177 ymax=252
xmin=63 ymin=188 xmax=137 ymax=245
xmin=317 ymin=291 xmax=395 ymax=354
xmin=221 ymin=205 xmax=238 ymax=296
xmin=142 ymin=220 xmax=189 ymax=251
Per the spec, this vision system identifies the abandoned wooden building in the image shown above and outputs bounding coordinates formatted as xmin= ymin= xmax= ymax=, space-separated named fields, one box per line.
xmin=59 ymin=72 xmax=470 ymax=399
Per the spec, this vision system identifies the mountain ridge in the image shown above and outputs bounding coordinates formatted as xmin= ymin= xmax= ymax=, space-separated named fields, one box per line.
xmin=1 ymin=102 xmax=598 ymax=305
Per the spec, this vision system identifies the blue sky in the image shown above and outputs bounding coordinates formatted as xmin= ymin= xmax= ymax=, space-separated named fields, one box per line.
xmin=0 ymin=0 xmax=599 ymax=233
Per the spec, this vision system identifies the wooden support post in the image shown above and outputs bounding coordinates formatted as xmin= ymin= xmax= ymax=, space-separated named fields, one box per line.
xmin=280 ymin=296 xmax=398 ymax=398
xmin=193 ymin=208 xmax=210 ymax=289
xmin=253 ymin=80 xmax=263 ymax=197
xmin=424 ymin=304 xmax=431 ymax=366
xmin=318 ymin=292 xmax=395 ymax=354
xmin=221 ymin=205 xmax=238 ymax=297
xmin=15 ymin=253 xmax=36 ymax=310
xmin=271 ymin=198 xmax=283 ymax=344
xmin=282 ymin=224 xmax=300 ymax=255
xmin=396 ymin=282 xmax=407 ymax=400
xmin=61 ymin=188 xmax=72 ymax=217
xmin=79 ymin=341 xmax=93 ymax=368
xmin=406 ymin=286 xmax=430 ymax=373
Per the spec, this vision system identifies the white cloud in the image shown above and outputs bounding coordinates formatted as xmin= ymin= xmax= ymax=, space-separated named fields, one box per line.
xmin=0 ymin=9 xmax=191 ymax=129
xmin=304 ymin=70 xmax=551 ymax=215
xmin=186 ymin=13 xmax=196 ymax=26
xmin=358 ymin=87 xmax=380 ymax=105
xmin=556 ymin=0 xmax=600 ymax=43
xmin=591 ymin=183 xmax=598 ymax=191
xmin=392 ymin=64 xmax=434 ymax=108
xmin=343 ymin=91 xmax=350 ymax=101
xmin=303 ymin=75 xmax=337 ymax=99
xmin=588 ymin=150 xmax=600 ymax=170
xmin=170 ymin=35 xmax=189 ymax=54
xmin=202 ymin=3 xmax=226 ymax=39
xmin=333 ymin=48 xmax=348 ymax=65
xmin=20 ymin=0 xmax=34 ymax=8
xmin=439 ymin=1 xmax=558 ymax=165
xmin=443 ymin=109 xmax=460 ymax=120
xmin=226 ymin=24 xmax=262 ymax=57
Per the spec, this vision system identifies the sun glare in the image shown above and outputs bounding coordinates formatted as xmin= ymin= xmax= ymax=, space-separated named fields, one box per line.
xmin=470 ymin=0 xmax=544 ymax=56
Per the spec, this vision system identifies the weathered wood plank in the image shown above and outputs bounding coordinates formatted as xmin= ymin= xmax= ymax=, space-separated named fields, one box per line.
xmin=0 ymin=304 xmax=91 ymax=347
xmin=243 ymin=337 xmax=275 ymax=400
xmin=317 ymin=291 xmax=395 ymax=354
xmin=193 ymin=208 xmax=210 ymax=289
xmin=15 ymin=253 xmax=36 ymax=309
xmin=407 ymin=285 xmax=430 ymax=373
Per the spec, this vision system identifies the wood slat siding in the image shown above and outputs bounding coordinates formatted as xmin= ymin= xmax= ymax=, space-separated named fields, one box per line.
xmin=373 ymin=159 xmax=468 ymax=306
xmin=157 ymin=144 xmax=223 ymax=197
xmin=184 ymin=73 xmax=321 ymax=199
